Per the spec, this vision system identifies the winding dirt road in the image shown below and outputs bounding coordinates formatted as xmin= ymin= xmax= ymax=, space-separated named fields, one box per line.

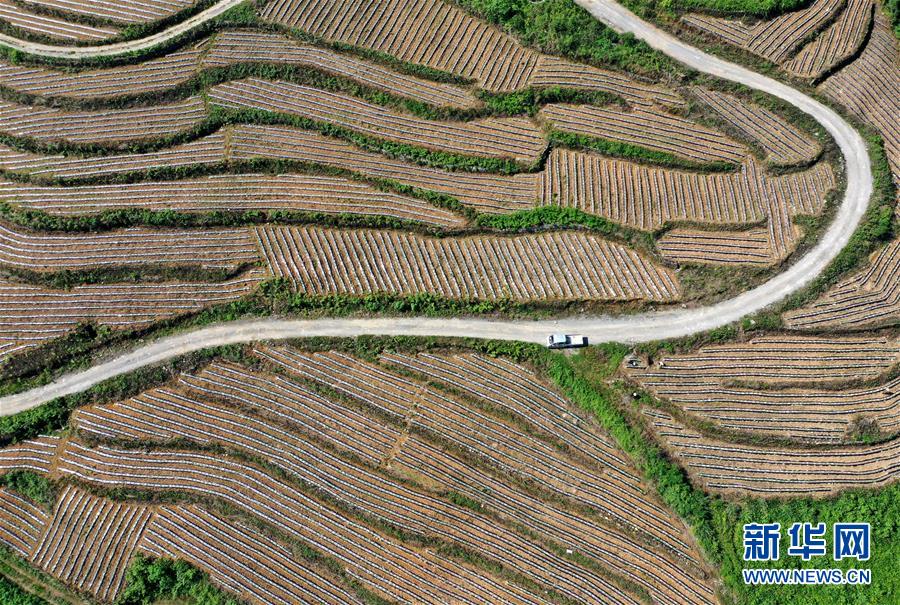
xmin=0 ymin=0 xmax=873 ymax=414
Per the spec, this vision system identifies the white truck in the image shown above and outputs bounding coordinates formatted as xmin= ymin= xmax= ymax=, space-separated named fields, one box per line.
xmin=547 ymin=334 xmax=588 ymax=349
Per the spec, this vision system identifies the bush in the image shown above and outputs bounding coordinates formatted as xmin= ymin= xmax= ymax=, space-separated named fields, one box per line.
xmin=0 ymin=576 xmax=47 ymax=605
xmin=0 ymin=471 xmax=55 ymax=508
xmin=116 ymin=554 xmax=240 ymax=605
xmin=885 ymin=0 xmax=900 ymax=38
xmin=456 ymin=0 xmax=676 ymax=76
xmin=670 ymin=0 xmax=811 ymax=17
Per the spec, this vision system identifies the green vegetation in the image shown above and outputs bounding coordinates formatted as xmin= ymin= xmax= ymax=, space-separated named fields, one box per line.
xmin=116 ymin=555 xmax=240 ymax=605
xmin=478 ymin=87 xmax=624 ymax=116
xmin=548 ymin=130 xmax=738 ymax=171
xmin=549 ymin=345 xmax=898 ymax=605
xmin=546 ymin=347 xmax=721 ymax=562
xmin=261 ymin=280 xmax=530 ymax=317
xmin=669 ymin=0 xmax=811 ymax=18
xmin=476 ymin=205 xmax=655 ymax=252
xmin=455 ymin=0 xmax=678 ymax=76
xmin=0 ymin=470 xmax=55 ymax=508
xmin=0 ymin=547 xmax=90 ymax=605
xmin=0 ymin=576 xmax=48 ymax=605
xmin=884 ymin=0 xmax=900 ymax=38
xmin=714 ymin=485 xmax=899 ymax=604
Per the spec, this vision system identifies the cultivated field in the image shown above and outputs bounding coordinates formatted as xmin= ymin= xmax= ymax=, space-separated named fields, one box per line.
xmin=0 ymin=0 xmax=119 ymax=42
xmin=24 ymin=0 xmax=197 ymax=24
xmin=0 ymin=344 xmax=719 ymax=604
xmin=56 ymin=439 xmax=551 ymax=605
xmin=142 ymin=505 xmax=364 ymax=605
xmin=821 ymin=11 xmax=900 ymax=181
xmin=209 ymin=78 xmax=547 ymax=163
xmin=0 ymin=488 xmax=48 ymax=558
xmin=0 ymin=174 xmax=468 ymax=227
xmin=0 ymin=222 xmax=259 ymax=271
xmin=257 ymin=347 xmax=697 ymax=556
xmin=0 ymin=131 xmax=228 ymax=180
xmin=30 ymin=486 xmax=154 ymax=602
xmin=538 ymin=103 xmax=748 ymax=165
xmin=540 ymin=149 xmax=766 ymax=229
xmin=255 ymin=226 xmax=681 ymax=302
xmin=784 ymin=0 xmax=873 ymax=79
xmin=228 ymin=124 xmax=540 ymax=213
xmin=60 ymin=347 xmax=718 ymax=605
xmin=625 ymin=338 xmax=900 ymax=443
xmin=0 ymin=96 xmax=206 ymax=146
xmin=629 ymin=335 xmax=898 ymax=385
xmin=0 ymin=124 xmax=538 ymax=213
xmin=203 ymin=30 xmax=482 ymax=110
xmin=0 ymin=270 xmax=265 ymax=361
xmin=75 ymin=385 xmax=649 ymax=605
xmin=529 ymin=56 xmax=685 ymax=108
xmin=540 ymin=148 xmax=834 ymax=264
xmin=682 ymin=0 xmax=845 ymax=66
xmin=657 ymin=227 xmax=776 ymax=266
xmin=689 ymin=87 xmax=821 ymax=167
xmin=259 ymin=0 xmax=551 ymax=92
xmin=642 ymin=407 xmax=900 ymax=497
xmin=0 ymin=45 xmax=205 ymax=100
xmin=784 ymin=241 xmax=900 ymax=330
xmin=260 ymin=0 xmax=686 ymax=107
xmin=0 ymin=437 xmax=61 ymax=476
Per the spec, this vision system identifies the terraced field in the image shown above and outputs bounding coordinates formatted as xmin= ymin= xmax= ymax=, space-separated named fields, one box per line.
xmin=203 ymin=30 xmax=482 ymax=110
xmin=0 ymin=44 xmax=206 ymax=99
xmin=0 ymin=269 xmax=265 ymax=361
xmin=0 ymin=488 xmax=48 ymax=558
xmin=0 ymin=174 xmax=468 ymax=227
xmin=541 ymin=148 xmax=835 ymax=264
xmin=0 ymin=222 xmax=259 ymax=271
xmin=142 ymin=505 xmax=364 ymax=605
xmin=682 ymin=0 xmax=900 ymax=328
xmin=0 ymin=0 xmax=119 ymax=42
xmin=0 ymin=1 xmax=885 ymax=601
xmin=0 ymin=343 xmax=720 ymax=605
xmin=682 ymin=0 xmax=849 ymax=68
xmin=625 ymin=336 xmax=900 ymax=443
xmin=0 ymin=0 xmax=840 ymax=277
xmin=689 ymin=87 xmax=821 ymax=167
xmin=256 ymin=226 xmax=681 ymax=302
xmin=784 ymin=241 xmax=900 ymax=330
xmin=209 ymin=78 xmax=547 ymax=163
xmin=642 ymin=407 xmax=900 ymax=496
xmin=24 ymin=0 xmax=198 ymax=24
xmin=30 ymin=486 xmax=154 ymax=601
xmin=539 ymin=103 xmax=748 ymax=165
xmin=0 ymin=96 xmax=206 ymax=146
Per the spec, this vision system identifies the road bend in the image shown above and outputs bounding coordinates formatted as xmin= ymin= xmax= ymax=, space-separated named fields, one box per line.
xmin=0 ymin=0 xmax=872 ymax=414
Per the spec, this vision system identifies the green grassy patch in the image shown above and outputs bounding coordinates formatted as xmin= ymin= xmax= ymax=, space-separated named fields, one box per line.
xmin=712 ymin=485 xmax=899 ymax=604
xmin=669 ymin=0 xmax=812 ymax=18
xmin=550 ymin=345 xmax=898 ymax=605
xmin=476 ymin=205 xmax=655 ymax=250
xmin=547 ymin=130 xmax=738 ymax=172
xmin=454 ymin=0 xmax=679 ymax=76
xmin=0 ymin=576 xmax=49 ymax=605
xmin=116 ymin=555 xmax=241 ymax=605
xmin=0 ymin=470 xmax=55 ymax=509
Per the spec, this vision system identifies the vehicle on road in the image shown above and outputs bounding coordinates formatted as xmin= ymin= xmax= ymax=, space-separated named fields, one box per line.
xmin=547 ymin=334 xmax=589 ymax=349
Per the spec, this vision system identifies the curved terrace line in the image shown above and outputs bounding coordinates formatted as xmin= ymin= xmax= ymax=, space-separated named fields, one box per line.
xmin=0 ymin=0 xmax=245 ymax=60
xmin=0 ymin=0 xmax=873 ymax=416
